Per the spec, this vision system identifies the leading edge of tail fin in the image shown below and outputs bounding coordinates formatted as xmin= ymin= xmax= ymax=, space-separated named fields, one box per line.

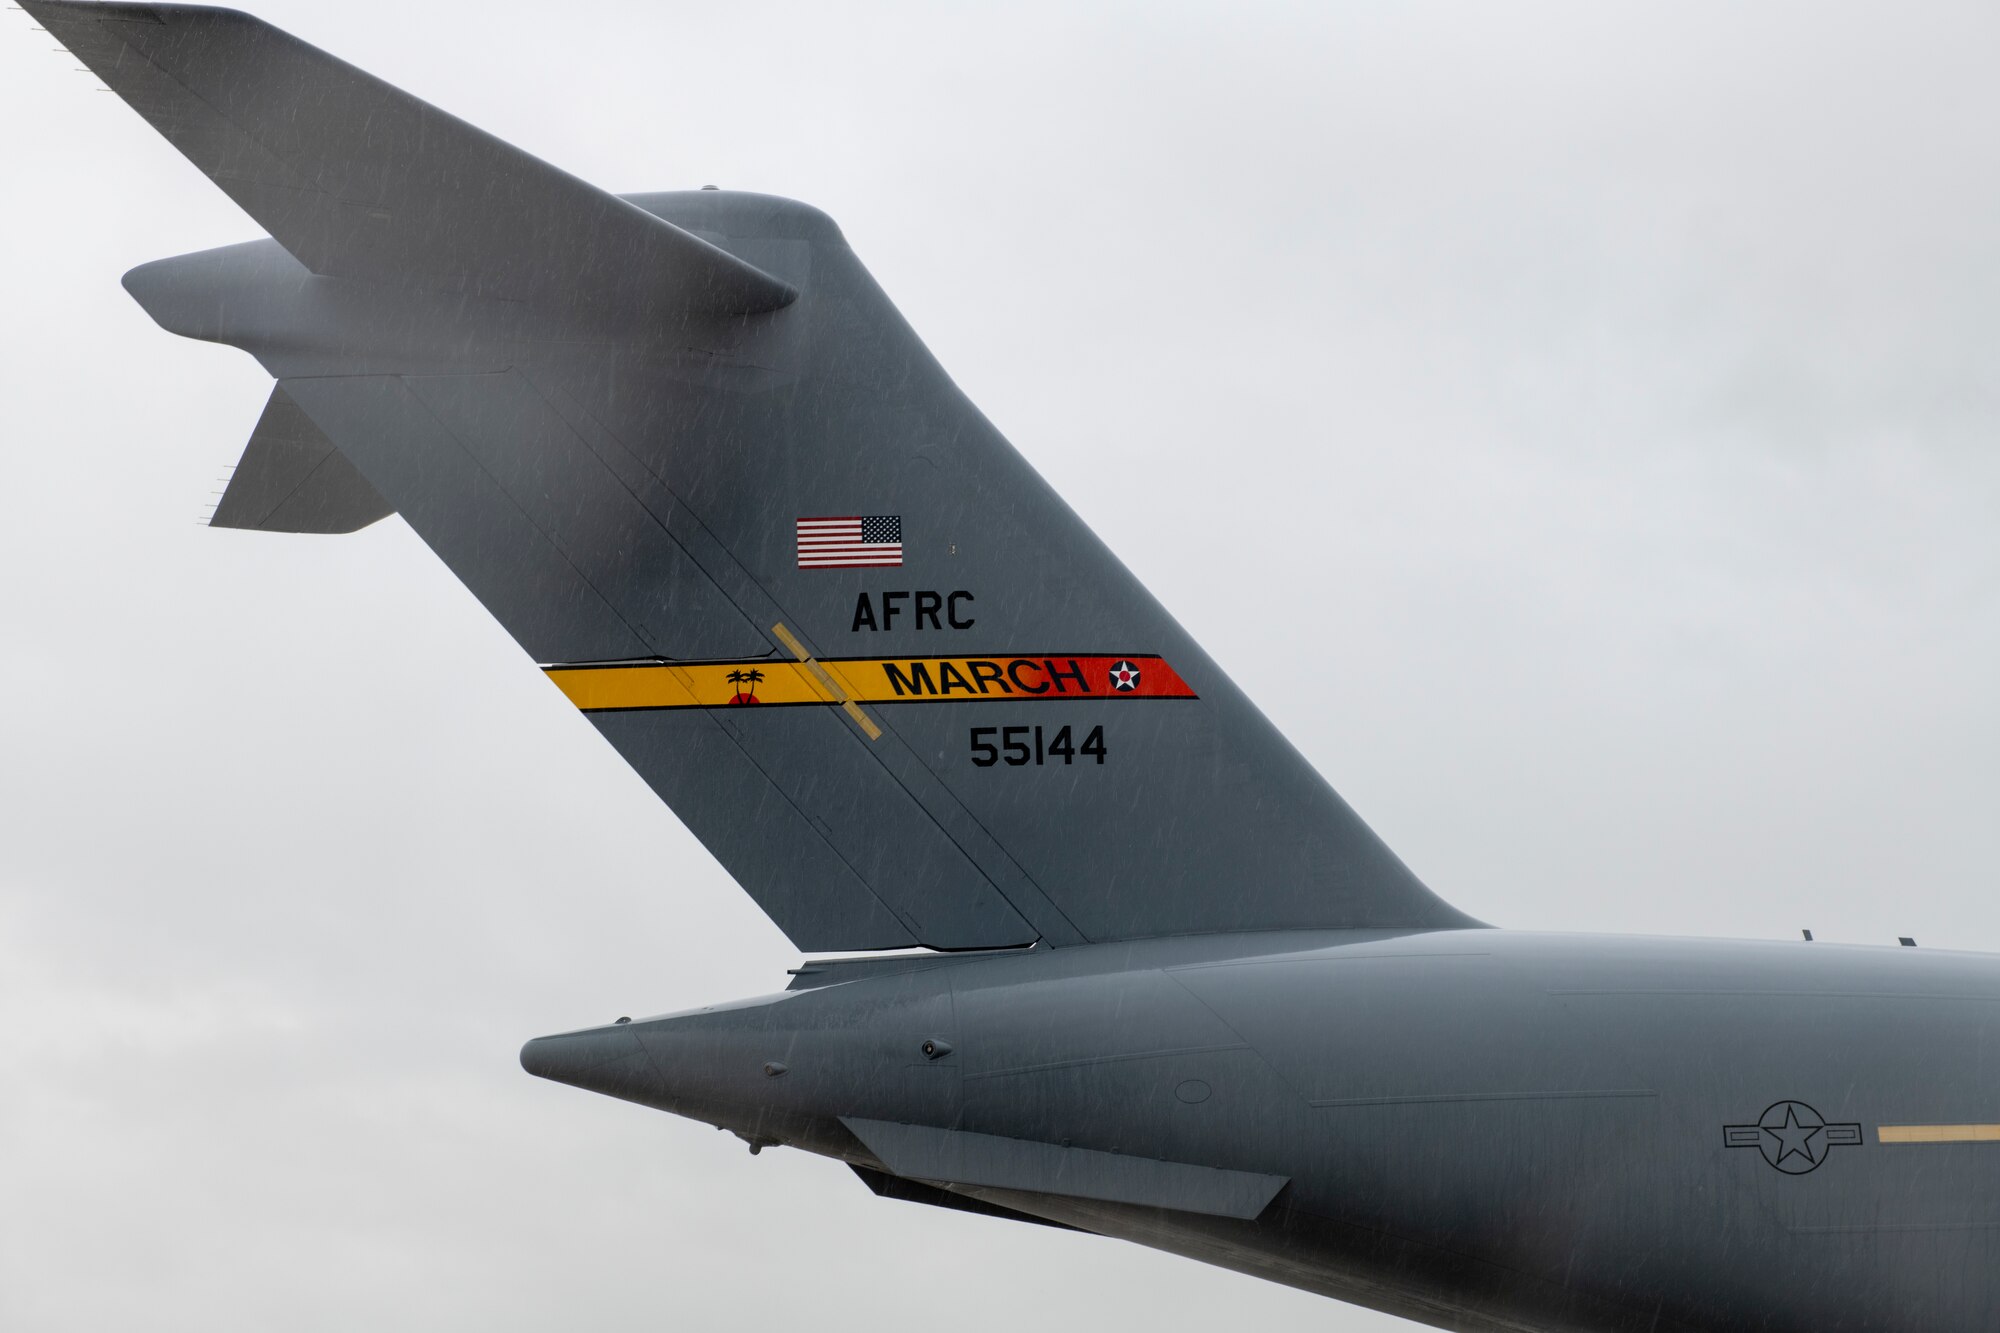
xmin=24 ymin=2 xmax=796 ymax=319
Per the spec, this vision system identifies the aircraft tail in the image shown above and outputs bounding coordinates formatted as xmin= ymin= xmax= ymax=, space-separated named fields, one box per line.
xmin=36 ymin=3 xmax=1484 ymax=950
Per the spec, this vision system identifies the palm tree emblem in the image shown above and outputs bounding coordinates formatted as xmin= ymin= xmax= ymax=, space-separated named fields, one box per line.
xmin=725 ymin=668 xmax=765 ymax=705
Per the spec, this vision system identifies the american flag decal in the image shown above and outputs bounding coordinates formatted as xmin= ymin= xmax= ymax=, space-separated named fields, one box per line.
xmin=796 ymin=515 xmax=904 ymax=569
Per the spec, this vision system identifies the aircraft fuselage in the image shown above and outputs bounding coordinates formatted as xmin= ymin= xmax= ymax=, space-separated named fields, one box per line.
xmin=525 ymin=931 xmax=2000 ymax=1333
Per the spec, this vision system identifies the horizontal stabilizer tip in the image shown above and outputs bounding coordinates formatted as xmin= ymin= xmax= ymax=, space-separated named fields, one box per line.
xmin=210 ymin=385 xmax=391 ymax=534
xmin=27 ymin=1 xmax=796 ymax=319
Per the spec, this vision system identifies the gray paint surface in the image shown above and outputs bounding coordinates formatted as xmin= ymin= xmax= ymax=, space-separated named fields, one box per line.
xmin=840 ymin=1118 xmax=1291 ymax=1219
xmin=15 ymin=3 xmax=2000 ymax=1331
xmin=209 ymin=386 xmax=391 ymax=533
xmin=524 ymin=930 xmax=2000 ymax=1332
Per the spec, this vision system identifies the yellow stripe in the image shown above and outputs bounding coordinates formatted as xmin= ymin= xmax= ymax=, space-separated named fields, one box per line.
xmin=1877 ymin=1124 xmax=2000 ymax=1144
xmin=544 ymin=661 xmax=836 ymax=710
xmin=544 ymin=650 xmax=1194 ymax=716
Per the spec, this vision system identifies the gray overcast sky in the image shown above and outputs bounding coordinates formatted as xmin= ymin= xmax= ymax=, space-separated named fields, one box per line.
xmin=4 ymin=3 xmax=1998 ymax=1330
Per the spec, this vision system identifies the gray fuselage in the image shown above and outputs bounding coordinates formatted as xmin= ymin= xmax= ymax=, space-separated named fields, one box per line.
xmin=526 ymin=931 xmax=2000 ymax=1333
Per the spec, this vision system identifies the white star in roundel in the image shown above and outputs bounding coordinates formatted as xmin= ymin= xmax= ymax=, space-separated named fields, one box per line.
xmin=1108 ymin=660 xmax=1141 ymax=692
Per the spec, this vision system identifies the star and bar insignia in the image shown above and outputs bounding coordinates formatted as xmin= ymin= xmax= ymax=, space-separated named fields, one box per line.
xmin=1724 ymin=1101 xmax=1863 ymax=1174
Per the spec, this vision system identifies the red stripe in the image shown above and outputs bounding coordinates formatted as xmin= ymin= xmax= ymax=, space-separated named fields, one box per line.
xmin=1060 ymin=655 xmax=1197 ymax=697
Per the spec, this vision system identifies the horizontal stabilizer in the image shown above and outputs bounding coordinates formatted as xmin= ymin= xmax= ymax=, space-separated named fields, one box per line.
xmin=26 ymin=2 xmax=796 ymax=318
xmin=841 ymin=1118 xmax=1288 ymax=1220
xmin=210 ymin=385 xmax=391 ymax=534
